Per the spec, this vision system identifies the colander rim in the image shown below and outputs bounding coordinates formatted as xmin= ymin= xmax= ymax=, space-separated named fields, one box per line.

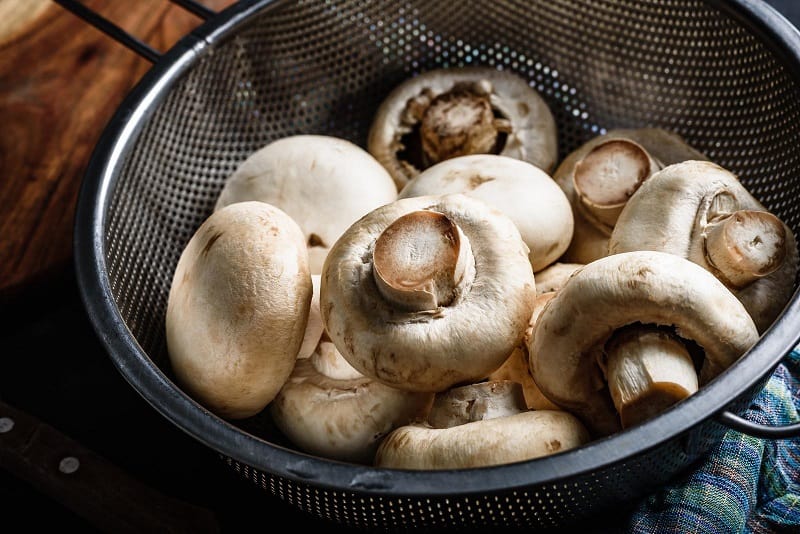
xmin=74 ymin=0 xmax=800 ymax=497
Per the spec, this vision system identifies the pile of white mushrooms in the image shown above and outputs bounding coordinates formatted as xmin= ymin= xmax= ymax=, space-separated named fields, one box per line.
xmin=165 ymin=67 xmax=798 ymax=469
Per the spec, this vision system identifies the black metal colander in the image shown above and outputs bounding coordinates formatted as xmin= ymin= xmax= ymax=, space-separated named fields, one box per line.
xmin=67 ymin=0 xmax=800 ymax=530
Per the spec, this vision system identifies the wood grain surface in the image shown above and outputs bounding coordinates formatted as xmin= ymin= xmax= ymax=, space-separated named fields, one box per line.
xmin=0 ymin=0 xmax=236 ymax=299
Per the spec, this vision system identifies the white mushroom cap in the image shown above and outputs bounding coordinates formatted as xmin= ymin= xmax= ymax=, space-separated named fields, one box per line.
xmin=374 ymin=381 xmax=590 ymax=470
xmin=214 ymin=135 xmax=398 ymax=274
xmin=321 ymin=193 xmax=536 ymax=392
xmin=398 ymin=154 xmax=574 ymax=271
xmin=166 ymin=201 xmax=312 ymax=419
xmin=529 ymin=250 xmax=759 ymax=436
xmin=368 ymin=67 xmax=558 ymax=190
xmin=270 ymin=341 xmax=433 ymax=464
xmin=554 ymin=128 xmax=705 ymax=264
xmin=609 ymin=160 xmax=799 ymax=332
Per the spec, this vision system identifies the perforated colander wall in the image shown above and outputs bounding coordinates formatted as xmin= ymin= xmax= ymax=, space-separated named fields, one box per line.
xmin=98 ymin=0 xmax=800 ymax=530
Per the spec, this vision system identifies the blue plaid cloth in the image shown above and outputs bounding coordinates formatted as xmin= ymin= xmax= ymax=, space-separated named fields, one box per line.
xmin=626 ymin=349 xmax=800 ymax=533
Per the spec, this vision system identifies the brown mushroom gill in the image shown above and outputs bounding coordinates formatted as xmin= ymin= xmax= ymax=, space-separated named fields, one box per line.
xmin=402 ymin=80 xmax=512 ymax=169
xmin=369 ymin=67 xmax=558 ymax=190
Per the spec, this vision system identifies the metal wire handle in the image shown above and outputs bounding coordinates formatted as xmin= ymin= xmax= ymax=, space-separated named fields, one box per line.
xmin=52 ymin=0 xmax=218 ymax=63
xmin=718 ymin=411 xmax=800 ymax=439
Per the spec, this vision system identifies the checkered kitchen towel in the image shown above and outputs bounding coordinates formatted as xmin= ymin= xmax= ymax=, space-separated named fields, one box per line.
xmin=626 ymin=349 xmax=800 ymax=533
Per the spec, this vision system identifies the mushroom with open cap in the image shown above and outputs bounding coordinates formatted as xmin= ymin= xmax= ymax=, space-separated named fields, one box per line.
xmin=321 ymin=193 xmax=536 ymax=392
xmin=270 ymin=339 xmax=433 ymax=464
xmin=214 ymin=134 xmax=398 ymax=274
xmin=368 ymin=66 xmax=558 ymax=190
xmin=554 ymin=128 xmax=707 ymax=263
xmin=374 ymin=380 xmax=590 ymax=470
xmin=609 ymin=160 xmax=799 ymax=333
xmin=165 ymin=201 xmax=312 ymax=419
xmin=397 ymin=154 xmax=574 ymax=272
xmin=529 ymin=250 xmax=759 ymax=436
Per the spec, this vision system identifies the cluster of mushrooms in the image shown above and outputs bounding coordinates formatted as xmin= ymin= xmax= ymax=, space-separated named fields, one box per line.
xmin=165 ymin=66 xmax=798 ymax=469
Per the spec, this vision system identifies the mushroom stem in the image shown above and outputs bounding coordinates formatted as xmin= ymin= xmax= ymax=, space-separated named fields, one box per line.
xmin=604 ymin=326 xmax=698 ymax=429
xmin=704 ymin=210 xmax=787 ymax=288
xmin=427 ymin=381 xmax=527 ymax=429
xmin=573 ymin=139 xmax=659 ymax=233
xmin=372 ymin=210 xmax=475 ymax=312
xmin=420 ymin=80 xmax=508 ymax=166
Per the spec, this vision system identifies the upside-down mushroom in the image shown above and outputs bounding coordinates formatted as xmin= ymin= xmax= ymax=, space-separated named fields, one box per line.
xmin=165 ymin=201 xmax=312 ymax=419
xmin=609 ymin=160 xmax=799 ymax=333
xmin=554 ymin=128 xmax=706 ymax=263
xmin=214 ymin=135 xmax=398 ymax=274
xmin=529 ymin=251 xmax=759 ymax=436
xmin=368 ymin=67 xmax=558 ymax=190
xmin=374 ymin=381 xmax=590 ymax=470
xmin=321 ymin=194 xmax=536 ymax=392
xmin=398 ymin=154 xmax=574 ymax=271
xmin=270 ymin=340 xmax=433 ymax=464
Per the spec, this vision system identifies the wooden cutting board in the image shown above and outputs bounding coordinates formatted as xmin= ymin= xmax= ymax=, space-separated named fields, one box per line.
xmin=0 ymin=0 xmax=235 ymax=300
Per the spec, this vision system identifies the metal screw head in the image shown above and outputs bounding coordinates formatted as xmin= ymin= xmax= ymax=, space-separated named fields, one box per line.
xmin=0 ymin=417 xmax=14 ymax=433
xmin=59 ymin=456 xmax=80 ymax=474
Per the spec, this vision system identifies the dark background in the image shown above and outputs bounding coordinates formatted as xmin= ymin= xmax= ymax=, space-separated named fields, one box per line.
xmin=2 ymin=1 xmax=799 ymax=532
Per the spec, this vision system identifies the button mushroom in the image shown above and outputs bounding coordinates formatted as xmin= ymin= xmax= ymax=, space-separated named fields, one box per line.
xmin=296 ymin=274 xmax=324 ymax=360
xmin=488 ymin=292 xmax=560 ymax=410
xmin=270 ymin=339 xmax=433 ymax=464
xmin=368 ymin=67 xmax=558 ymax=190
xmin=529 ymin=250 xmax=759 ymax=436
xmin=609 ymin=160 xmax=799 ymax=333
xmin=490 ymin=263 xmax=583 ymax=411
xmin=374 ymin=380 xmax=590 ymax=470
xmin=321 ymin=193 xmax=536 ymax=392
xmin=214 ymin=135 xmax=398 ymax=274
xmin=397 ymin=154 xmax=574 ymax=272
xmin=165 ymin=201 xmax=312 ymax=419
xmin=532 ymin=262 xmax=584 ymax=295
xmin=554 ymin=128 xmax=706 ymax=263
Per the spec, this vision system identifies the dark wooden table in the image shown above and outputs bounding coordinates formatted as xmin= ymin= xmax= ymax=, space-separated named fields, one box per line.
xmin=1 ymin=1 xmax=798 ymax=532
